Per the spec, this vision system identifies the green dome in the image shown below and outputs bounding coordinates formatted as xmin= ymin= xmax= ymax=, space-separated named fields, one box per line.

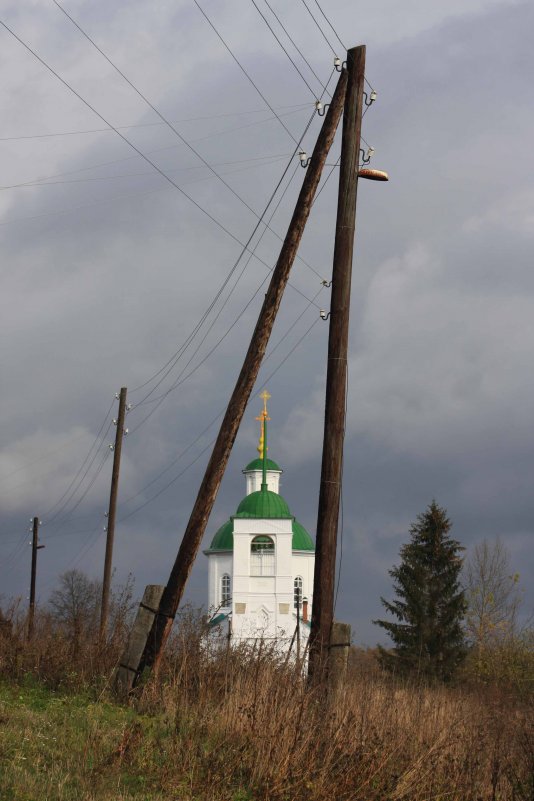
xmin=208 ymin=519 xmax=233 ymax=551
xmin=292 ymin=520 xmax=315 ymax=551
xmin=244 ymin=457 xmax=281 ymax=472
xmin=206 ymin=517 xmax=314 ymax=552
xmin=235 ymin=489 xmax=292 ymax=519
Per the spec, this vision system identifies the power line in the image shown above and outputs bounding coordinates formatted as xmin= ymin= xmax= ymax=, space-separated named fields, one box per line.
xmin=311 ymin=0 xmax=347 ymax=55
xmin=128 ymin=75 xmax=333 ymax=401
xmin=250 ymin=0 xmax=319 ymax=98
xmin=44 ymin=447 xmax=112 ymax=538
xmin=0 ymin=103 xmax=309 ymax=142
xmin=41 ymin=399 xmax=115 ymax=522
xmin=4 ymin=152 xmax=291 ymax=191
xmin=130 ymin=164 xmax=303 ymax=425
xmin=262 ymin=0 xmax=328 ymax=91
xmin=298 ymin=0 xmax=375 ymax=91
xmin=193 ymin=0 xmax=301 ymax=145
xmin=298 ymin=0 xmax=338 ymax=55
xmin=1 ymin=106 xmax=307 ymax=191
xmin=117 ymin=304 xmax=323 ymax=523
xmin=0 ymin=20 xmax=306 ymax=276
xmin=1 ymin=21 xmax=327 ymax=299
xmin=52 ymin=0 xmax=320 ymax=253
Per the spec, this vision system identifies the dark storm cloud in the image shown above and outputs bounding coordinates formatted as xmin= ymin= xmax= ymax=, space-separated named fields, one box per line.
xmin=1 ymin=1 xmax=532 ymax=642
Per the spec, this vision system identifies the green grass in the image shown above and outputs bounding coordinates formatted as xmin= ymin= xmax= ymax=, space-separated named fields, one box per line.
xmin=0 ymin=679 xmax=249 ymax=801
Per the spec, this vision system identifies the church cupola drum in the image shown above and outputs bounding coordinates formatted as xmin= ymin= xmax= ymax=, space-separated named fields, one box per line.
xmin=204 ymin=392 xmax=315 ymax=650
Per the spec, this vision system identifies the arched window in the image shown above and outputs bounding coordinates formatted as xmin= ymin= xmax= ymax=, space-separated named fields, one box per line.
xmin=294 ymin=576 xmax=303 ymax=608
xmin=221 ymin=574 xmax=231 ymax=607
xmin=250 ymin=535 xmax=275 ymax=576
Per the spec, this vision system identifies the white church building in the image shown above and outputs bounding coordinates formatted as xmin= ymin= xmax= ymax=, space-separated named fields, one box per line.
xmin=204 ymin=392 xmax=315 ymax=652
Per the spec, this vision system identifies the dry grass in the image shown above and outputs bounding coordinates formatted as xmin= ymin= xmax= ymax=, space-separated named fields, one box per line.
xmin=0 ymin=607 xmax=532 ymax=801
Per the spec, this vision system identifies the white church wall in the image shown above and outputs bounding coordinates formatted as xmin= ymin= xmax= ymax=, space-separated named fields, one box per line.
xmin=207 ymin=552 xmax=233 ymax=613
xmin=244 ymin=469 xmax=281 ymax=495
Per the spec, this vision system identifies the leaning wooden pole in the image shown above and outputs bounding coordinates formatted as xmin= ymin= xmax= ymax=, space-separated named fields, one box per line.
xmin=124 ymin=68 xmax=348 ymax=690
xmin=308 ymin=45 xmax=366 ymax=682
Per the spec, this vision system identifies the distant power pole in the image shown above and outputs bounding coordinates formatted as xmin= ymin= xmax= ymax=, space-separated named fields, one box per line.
xmin=308 ymin=45 xmax=367 ymax=681
xmin=99 ymin=387 xmax=127 ymax=641
xmin=121 ymin=67 xmax=350 ymax=691
xmin=27 ymin=516 xmax=44 ymax=640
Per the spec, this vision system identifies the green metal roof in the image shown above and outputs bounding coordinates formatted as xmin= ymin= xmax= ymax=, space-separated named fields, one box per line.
xmin=208 ymin=518 xmax=233 ymax=551
xmin=292 ymin=520 xmax=315 ymax=551
xmin=207 ymin=515 xmax=314 ymax=552
xmin=244 ymin=457 xmax=281 ymax=472
xmin=235 ymin=489 xmax=291 ymax=519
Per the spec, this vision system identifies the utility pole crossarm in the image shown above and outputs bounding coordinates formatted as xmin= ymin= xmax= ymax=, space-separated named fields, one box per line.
xmin=127 ymin=67 xmax=349 ymax=688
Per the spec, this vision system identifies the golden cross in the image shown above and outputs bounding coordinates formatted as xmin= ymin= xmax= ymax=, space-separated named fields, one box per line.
xmin=259 ymin=389 xmax=271 ymax=420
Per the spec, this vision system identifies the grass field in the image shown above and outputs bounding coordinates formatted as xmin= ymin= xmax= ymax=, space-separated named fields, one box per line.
xmin=0 ymin=609 xmax=532 ymax=801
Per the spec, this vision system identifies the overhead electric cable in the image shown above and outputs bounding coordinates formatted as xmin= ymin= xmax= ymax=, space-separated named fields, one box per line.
xmin=193 ymin=0 xmax=300 ymax=145
xmin=260 ymin=0 xmax=327 ymax=91
xmin=298 ymin=0 xmax=337 ymax=55
xmin=249 ymin=0 xmax=319 ymax=97
xmin=0 ymin=102 xmax=309 ymax=141
xmin=103 ymin=285 xmax=324 ymax=514
xmin=52 ymin=0 xmax=320 ymax=248
xmin=298 ymin=0 xmax=374 ymax=90
xmin=311 ymin=0 xmax=347 ymax=54
xmin=41 ymin=398 xmax=115 ymax=521
xmin=44 ymin=447 xmax=112 ymax=537
xmin=0 ymin=20 xmax=308 ymax=274
xmin=0 ymin=21 xmax=326 ymax=299
xmin=128 ymin=71 xmax=333 ymax=399
xmin=131 ymin=164 xmax=303 ymax=419
xmin=4 ymin=152 xmax=291 ymax=190
xmin=117 ymin=307 xmax=322 ymax=523
xmin=1 ymin=106 xmax=307 ymax=191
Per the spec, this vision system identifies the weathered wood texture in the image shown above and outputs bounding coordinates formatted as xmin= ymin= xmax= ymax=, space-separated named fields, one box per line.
xmin=309 ymin=46 xmax=366 ymax=681
xmin=115 ymin=584 xmax=165 ymax=698
xmin=99 ymin=386 xmax=127 ymax=641
xmin=328 ymin=621 xmax=352 ymax=691
xmin=128 ymin=68 xmax=349 ymax=689
xmin=27 ymin=516 xmax=39 ymax=640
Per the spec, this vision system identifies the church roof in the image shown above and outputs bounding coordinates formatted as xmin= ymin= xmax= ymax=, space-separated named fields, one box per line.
xmin=206 ymin=393 xmax=314 ymax=553
xmin=243 ymin=457 xmax=281 ymax=472
xmin=235 ymin=488 xmax=291 ymax=519
xmin=207 ymin=514 xmax=314 ymax=552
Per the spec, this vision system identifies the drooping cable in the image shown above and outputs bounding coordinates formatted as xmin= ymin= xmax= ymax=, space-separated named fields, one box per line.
xmin=0 ymin=20 xmax=315 ymax=289
xmin=0 ymin=102 xmax=309 ymax=142
xmin=193 ymin=0 xmax=300 ymax=145
xmin=262 ymin=0 xmax=328 ymax=91
xmin=52 ymin=0 xmax=322 ymax=257
xmin=249 ymin=0 xmax=319 ymax=98
xmin=130 ymin=163 xmax=303 ymax=429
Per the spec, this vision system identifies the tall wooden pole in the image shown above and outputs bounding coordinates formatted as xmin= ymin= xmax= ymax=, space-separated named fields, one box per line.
xmin=129 ymin=68 xmax=349 ymax=687
xmin=28 ymin=516 xmax=44 ymax=640
xmin=308 ymin=45 xmax=366 ymax=681
xmin=99 ymin=386 xmax=127 ymax=641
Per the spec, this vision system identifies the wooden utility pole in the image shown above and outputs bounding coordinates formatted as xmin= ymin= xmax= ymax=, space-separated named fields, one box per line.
xmin=125 ymin=68 xmax=349 ymax=690
xmin=99 ymin=386 xmax=127 ymax=641
xmin=28 ymin=516 xmax=44 ymax=640
xmin=308 ymin=45 xmax=366 ymax=682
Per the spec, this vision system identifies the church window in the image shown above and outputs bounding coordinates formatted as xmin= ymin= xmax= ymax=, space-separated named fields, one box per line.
xmin=294 ymin=576 xmax=303 ymax=608
xmin=221 ymin=574 xmax=231 ymax=606
xmin=250 ymin=536 xmax=275 ymax=576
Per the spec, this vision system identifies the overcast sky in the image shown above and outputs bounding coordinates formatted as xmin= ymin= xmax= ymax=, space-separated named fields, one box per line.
xmin=1 ymin=0 xmax=532 ymax=644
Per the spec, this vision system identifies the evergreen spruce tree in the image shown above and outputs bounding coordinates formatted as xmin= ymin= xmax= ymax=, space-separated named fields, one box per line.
xmin=374 ymin=501 xmax=467 ymax=681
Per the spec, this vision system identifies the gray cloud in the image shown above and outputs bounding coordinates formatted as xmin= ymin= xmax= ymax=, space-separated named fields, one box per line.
xmin=1 ymin=0 xmax=532 ymax=644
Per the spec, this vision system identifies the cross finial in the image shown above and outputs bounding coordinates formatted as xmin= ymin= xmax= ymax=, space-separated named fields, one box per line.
xmin=260 ymin=389 xmax=271 ymax=420
xmin=256 ymin=390 xmax=271 ymax=458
